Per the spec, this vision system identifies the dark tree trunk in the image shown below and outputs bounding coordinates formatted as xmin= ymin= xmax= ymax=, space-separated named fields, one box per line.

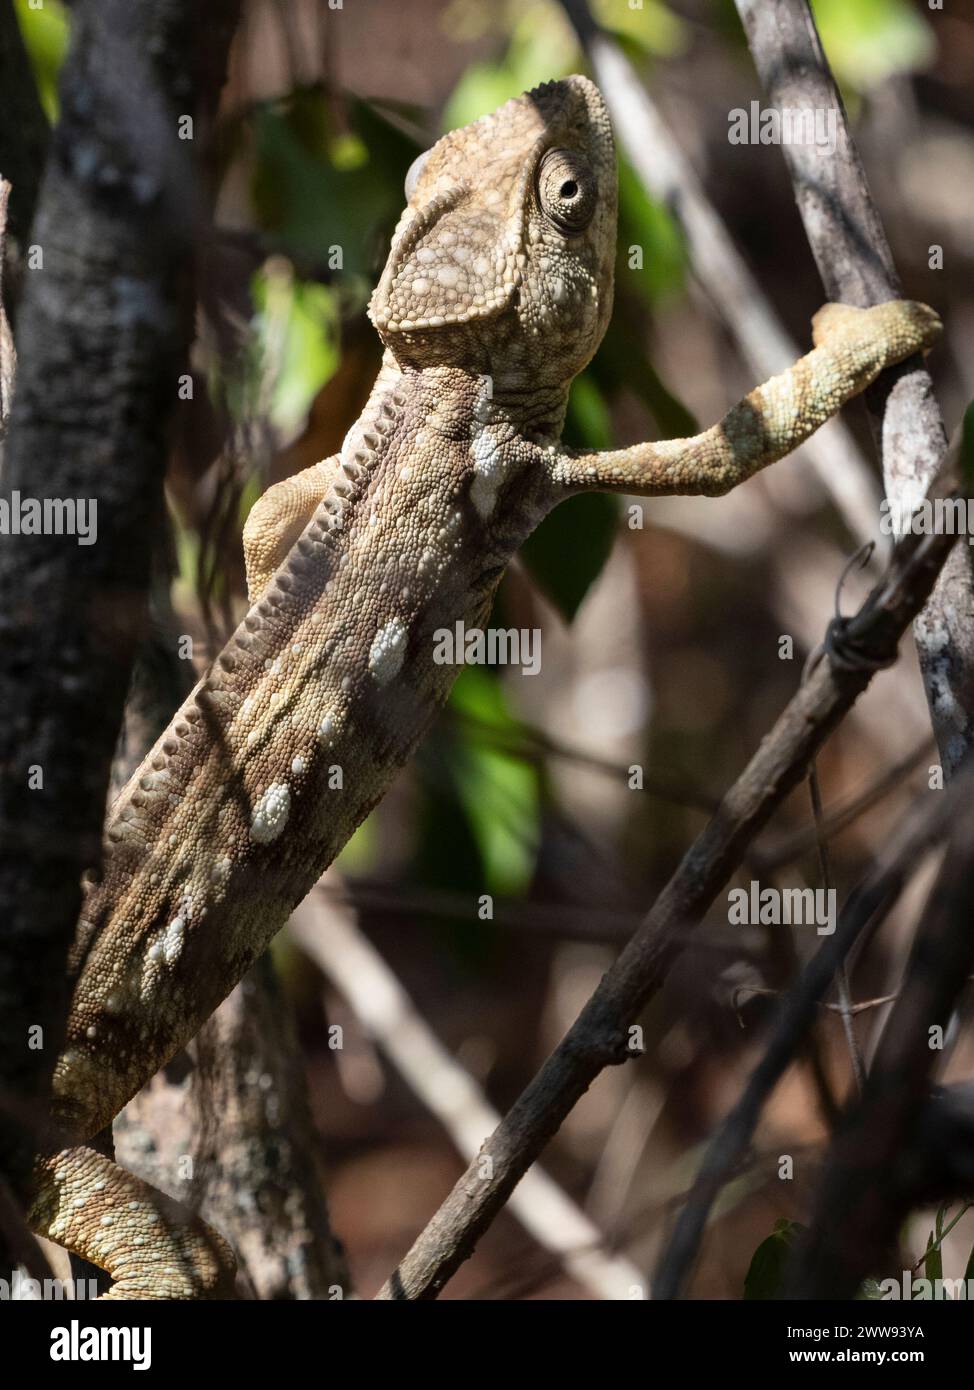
xmin=0 ymin=0 xmax=237 ymax=1244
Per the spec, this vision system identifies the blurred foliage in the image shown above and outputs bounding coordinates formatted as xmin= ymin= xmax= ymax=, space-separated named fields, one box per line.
xmin=743 ymin=1218 xmax=805 ymax=1299
xmin=250 ymin=261 xmax=341 ymax=441
xmin=251 ymin=93 xmax=418 ymax=284
xmin=441 ymin=1 xmax=578 ymax=125
xmin=590 ymin=0 xmax=689 ymax=59
xmin=14 ymin=0 xmax=68 ymax=122
xmin=811 ymin=0 xmax=936 ymax=92
xmin=748 ymin=1206 xmax=974 ymax=1299
xmin=411 ymin=666 xmax=543 ymax=957
xmin=446 ymin=668 xmax=542 ymax=897
xmin=520 ymin=380 xmax=620 ymax=621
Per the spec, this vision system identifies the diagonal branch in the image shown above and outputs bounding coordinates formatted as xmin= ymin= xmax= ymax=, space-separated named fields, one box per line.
xmin=652 ymin=765 xmax=971 ymax=1299
xmin=377 ymin=458 xmax=962 ymax=1300
xmin=291 ymin=886 xmax=644 ymax=1301
xmin=789 ymin=792 xmax=974 ymax=1296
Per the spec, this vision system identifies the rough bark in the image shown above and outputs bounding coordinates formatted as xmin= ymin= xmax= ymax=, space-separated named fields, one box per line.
xmin=0 ymin=0 xmax=234 ymax=1223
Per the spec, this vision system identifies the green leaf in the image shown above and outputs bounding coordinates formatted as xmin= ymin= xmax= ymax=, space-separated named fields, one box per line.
xmin=441 ymin=5 xmax=579 ymax=131
xmin=444 ymin=669 xmax=541 ymax=898
xmin=589 ymin=316 xmax=698 ymax=440
xmin=520 ymin=488 xmax=619 ymax=623
xmin=250 ymin=267 xmax=341 ymax=441
xmin=811 ymin=0 xmax=935 ymax=93
xmin=14 ymin=0 xmax=68 ymax=123
xmin=617 ymin=153 xmax=688 ymax=309
xmin=251 ymin=93 xmax=411 ymax=280
xmin=856 ymin=1277 xmax=885 ymax=1300
xmin=591 ymin=0 xmax=689 ymax=59
xmin=519 ymin=375 xmax=620 ymax=620
xmin=923 ymin=1229 xmax=943 ymax=1287
xmin=743 ymin=1219 xmax=805 ymax=1300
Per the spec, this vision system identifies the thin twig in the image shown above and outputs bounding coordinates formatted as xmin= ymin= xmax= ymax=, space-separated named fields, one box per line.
xmin=652 ymin=772 xmax=966 ymax=1300
xmin=809 ymin=763 xmax=864 ymax=1093
xmin=753 ymin=739 xmax=932 ymax=871
xmin=910 ymin=1201 xmax=972 ymax=1274
xmin=733 ymin=985 xmax=900 ymax=1018
xmin=790 ymin=794 xmax=974 ymax=1296
xmin=291 ymin=887 xmax=644 ymax=1301
xmin=0 ymin=177 xmax=15 ymax=435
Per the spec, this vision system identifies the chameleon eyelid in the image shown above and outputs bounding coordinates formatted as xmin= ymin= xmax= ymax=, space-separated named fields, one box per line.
xmin=404 ymin=149 xmax=430 ymax=201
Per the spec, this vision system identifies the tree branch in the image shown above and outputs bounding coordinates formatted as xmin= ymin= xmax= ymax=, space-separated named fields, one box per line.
xmin=734 ymin=0 xmax=974 ymax=775
xmin=0 ymin=0 xmax=231 ymax=1223
xmin=377 ymin=460 xmax=961 ymax=1300
xmin=653 ymin=765 xmax=970 ymax=1299
xmin=789 ymin=793 xmax=974 ymax=1296
xmin=292 ymin=887 xmax=643 ymax=1301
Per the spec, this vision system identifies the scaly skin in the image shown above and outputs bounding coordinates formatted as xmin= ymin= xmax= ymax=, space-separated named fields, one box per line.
xmin=29 ymin=75 xmax=940 ymax=1297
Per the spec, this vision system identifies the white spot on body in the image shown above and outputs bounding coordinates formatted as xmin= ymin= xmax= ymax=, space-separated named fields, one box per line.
xmin=163 ymin=916 xmax=185 ymax=966
xmin=250 ymin=783 xmax=291 ymax=844
xmin=369 ymin=617 xmax=409 ymax=686
xmin=291 ymin=755 xmax=307 ymax=775
xmin=469 ymin=382 xmax=506 ymax=517
xmin=470 ymin=425 xmax=505 ymax=517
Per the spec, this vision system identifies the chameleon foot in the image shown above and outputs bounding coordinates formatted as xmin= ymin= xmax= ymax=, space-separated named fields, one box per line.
xmin=811 ymin=299 xmax=941 ymax=359
xmin=31 ymin=1146 xmax=237 ymax=1300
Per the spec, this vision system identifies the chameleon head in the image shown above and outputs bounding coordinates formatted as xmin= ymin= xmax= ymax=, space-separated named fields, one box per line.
xmin=368 ymin=75 xmax=617 ymax=388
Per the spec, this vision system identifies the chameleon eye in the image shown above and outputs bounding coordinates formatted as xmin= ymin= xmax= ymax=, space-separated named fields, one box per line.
xmin=537 ymin=148 xmax=596 ymax=234
xmin=404 ymin=150 xmax=430 ymax=201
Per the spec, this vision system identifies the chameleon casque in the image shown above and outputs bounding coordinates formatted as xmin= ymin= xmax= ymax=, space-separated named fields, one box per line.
xmin=28 ymin=75 xmax=940 ymax=1297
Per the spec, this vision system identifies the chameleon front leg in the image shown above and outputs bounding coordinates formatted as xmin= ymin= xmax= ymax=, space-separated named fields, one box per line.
xmin=30 ymin=1148 xmax=236 ymax=1299
xmin=242 ymin=454 xmax=340 ymax=600
xmin=549 ymin=300 xmax=941 ymax=497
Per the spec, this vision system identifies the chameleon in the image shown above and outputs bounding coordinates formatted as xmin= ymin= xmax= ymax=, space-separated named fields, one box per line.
xmin=26 ymin=74 xmax=940 ymax=1297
